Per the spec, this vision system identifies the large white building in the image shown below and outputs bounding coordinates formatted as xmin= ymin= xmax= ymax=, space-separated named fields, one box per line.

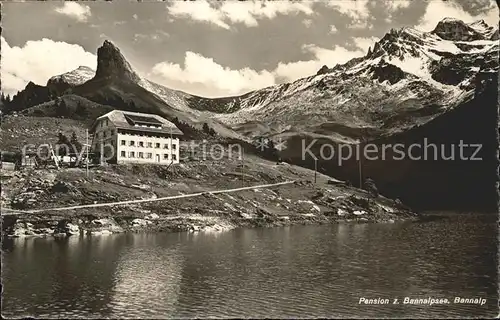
xmin=90 ymin=110 xmax=183 ymax=165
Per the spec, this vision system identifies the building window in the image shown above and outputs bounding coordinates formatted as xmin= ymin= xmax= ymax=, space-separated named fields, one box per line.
xmin=146 ymin=153 xmax=152 ymax=159
xmin=172 ymin=154 xmax=177 ymax=160
xmin=138 ymin=152 xmax=143 ymax=158
xmin=163 ymin=144 xmax=169 ymax=149
xmin=155 ymin=143 xmax=160 ymax=148
xmin=147 ymin=142 xmax=153 ymax=148
xmin=172 ymin=143 xmax=177 ymax=150
xmin=139 ymin=141 xmax=144 ymax=147
xmin=121 ymin=140 xmax=126 ymax=146
xmin=130 ymin=141 xmax=135 ymax=146
xmin=129 ymin=151 xmax=135 ymax=158
xmin=121 ymin=151 xmax=126 ymax=157
xmin=163 ymin=154 xmax=169 ymax=160
xmin=105 ymin=119 xmax=108 ymax=126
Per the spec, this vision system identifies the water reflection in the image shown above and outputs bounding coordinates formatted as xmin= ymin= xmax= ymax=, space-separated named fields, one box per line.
xmin=109 ymin=234 xmax=184 ymax=319
xmin=2 ymin=214 xmax=497 ymax=318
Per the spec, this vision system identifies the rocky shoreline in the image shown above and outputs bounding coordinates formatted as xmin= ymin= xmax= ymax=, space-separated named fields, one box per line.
xmin=3 ymin=190 xmax=418 ymax=238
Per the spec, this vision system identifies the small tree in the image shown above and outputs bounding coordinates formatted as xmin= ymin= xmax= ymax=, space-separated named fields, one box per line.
xmin=266 ymin=139 xmax=278 ymax=160
xmin=54 ymin=98 xmax=68 ymax=117
xmin=70 ymin=132 xmax=82 ymax=153
xmin=75 ymin=101 xmax=88 ymax=118
xmin=56 ymin=132 xmax=71 ymax=156
xmin=202 ymin=123 xmax=211 ymax=135
xmin=364 ymin=177 xmax=379 ymax=198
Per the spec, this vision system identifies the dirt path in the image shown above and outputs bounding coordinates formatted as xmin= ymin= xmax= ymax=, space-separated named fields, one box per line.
xmin=1 ymin=180 xmax=295 ymax=215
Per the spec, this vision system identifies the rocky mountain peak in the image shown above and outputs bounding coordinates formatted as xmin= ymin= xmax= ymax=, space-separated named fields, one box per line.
xmin=469 ymin=19 xmax=488 ymax=28
xmin=316 ymin=65 xmax=330 ymax=75
xmin=26 ymin=81 xmax=37 ymax=88
xmin=468 ymin=19 xmax=496 ymax=38
xmin=95 ymin=40 xmax=141 ymax=83
xmin=432 ymin=17 xmax=485 ymax=41
xmin=46 ymin=65 xmax=96 ymax=93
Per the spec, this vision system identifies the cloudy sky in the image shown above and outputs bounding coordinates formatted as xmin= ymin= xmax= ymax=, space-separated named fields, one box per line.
xmin=1 ymin=0 xmax=498 ymax=97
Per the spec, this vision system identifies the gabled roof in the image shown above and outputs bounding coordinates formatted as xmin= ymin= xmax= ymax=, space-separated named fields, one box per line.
xmin=90 ymin=110 xmax=183 ymax=136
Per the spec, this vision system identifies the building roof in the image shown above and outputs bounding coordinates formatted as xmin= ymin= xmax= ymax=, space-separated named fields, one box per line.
xmin=91 ymin=110 xmax=183 ymax=136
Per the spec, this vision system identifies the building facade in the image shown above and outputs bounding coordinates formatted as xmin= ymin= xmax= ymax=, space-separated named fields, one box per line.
xmin=90 ymin=110 xmax=183 ymax=165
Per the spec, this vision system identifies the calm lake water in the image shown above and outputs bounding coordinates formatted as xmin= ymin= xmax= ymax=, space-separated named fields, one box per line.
xmin=2 ymin=214 xmax=497 ymax=319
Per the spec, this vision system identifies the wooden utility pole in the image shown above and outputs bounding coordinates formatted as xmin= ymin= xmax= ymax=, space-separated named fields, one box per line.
xmin=241 ymin=150 xmax=244 ymax=185
xmin=358 ymin=155 xmax=362 ymax=188
xmin=49 ymin=145 xmax=60 ymax=170
xmin=170 ymin=126 xmax=174 ymax=175
xmin=86 ymin=129 xmax=89 ymax=178
xmin=358 ymin=140 xmax=363 ymax=189
xmin=314 ymin=158 xmax=317 ymax=183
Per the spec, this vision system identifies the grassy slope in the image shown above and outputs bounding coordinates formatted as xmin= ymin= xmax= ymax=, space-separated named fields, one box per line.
xmin=21 ymin=94 xmax=114 ymax=126
xmin=0 ymin=115 xmax=88 ymax=152
xmin=71 ymin=78 xmax=242 ymax=139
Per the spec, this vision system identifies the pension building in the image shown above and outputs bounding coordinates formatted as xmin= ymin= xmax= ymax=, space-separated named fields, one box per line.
xmin=90 ymin=110 xmax=183 ymax=165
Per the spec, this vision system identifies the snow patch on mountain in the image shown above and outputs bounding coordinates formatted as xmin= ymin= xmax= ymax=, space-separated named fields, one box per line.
xmin=209 ymin=18 xmax=497 ymax=138
xmin=47 ymin=66 xmax=95 ymax=87
xmin=468 ymin=19 xmax=497 ymax=39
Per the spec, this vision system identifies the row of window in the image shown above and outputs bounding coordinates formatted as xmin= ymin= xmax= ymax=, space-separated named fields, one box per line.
xmin=100 ymin=119 xmax=109 ymax=128
xmin=134 ymin=124 xmax=162 ymax=129
xmin=120 ymin=151 xmax=177 ymax=160
xmin=96 ymin=130 xmax=114 ymax=139
xmin=120 ymin=140 xmax=176 ymax=149
xmin=92 ymin=140 xmax=115 ymax=150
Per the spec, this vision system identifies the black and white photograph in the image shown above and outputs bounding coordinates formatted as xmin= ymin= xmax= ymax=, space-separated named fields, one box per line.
xmin=0 ymin=0 xmax=499 ymax=318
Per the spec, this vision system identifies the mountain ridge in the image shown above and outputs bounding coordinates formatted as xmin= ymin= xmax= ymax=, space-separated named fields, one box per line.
xmin=12 ymin=17 xmax=495 ymax=124
xmin=4 ymin=17 xmax=497 ymax=145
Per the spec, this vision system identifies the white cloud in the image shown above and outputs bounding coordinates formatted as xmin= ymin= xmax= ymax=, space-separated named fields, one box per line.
xmin=303 ymin=19 xmax=313 ymax=28
xmin=152 ymin=44 xmax=364 ymax=96
xmin=385 ymin=0 xmax=412 ymax=11
xmin=383 ymin=0 xmax=413 ymax=23
xmin=151 ymin=52 xmax=276 ymax=96
xmin=329 ymin=24 xmax=338 ymax=34
xmin=1 ymin=37 xmax=97 ymax=95
xmin=273 ymin=60 xmax=320 ymax=82
xmin=326 ymin=0 xmax=373 ymax=30
xmin=352 ymin=36 xmax=379 ymax=52
xmin=134 ymin=31 xmax=168 ymax=42
xmin=150 ymin=43 xmax=361 ymax=96
xmin=167 ymin=0 xmax=230 ymax=29
xmin=327 ymin=0 xmax=369 ymax=19
xmin=273 ymin=44 xmax=364 ymax=81
xmin=417 ymin=0 xmax=499 ymax=31
xmin=167 ymin=0 xmax=314 ymax=29
xmin=219 ymin=1 xmax=260 ymax=27
xmin=239 ymin=1 xmax=314 ymax=20
xmin=54 ymin=2 xmax=91 ymax=22
xmin=346 ymin=19 xmax=373 ymax=30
